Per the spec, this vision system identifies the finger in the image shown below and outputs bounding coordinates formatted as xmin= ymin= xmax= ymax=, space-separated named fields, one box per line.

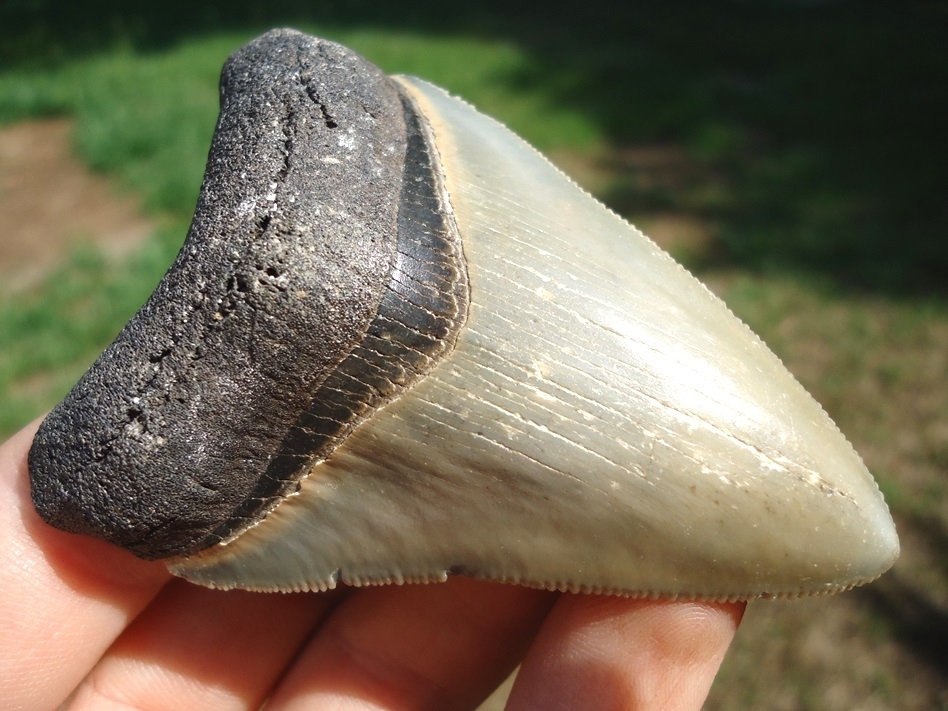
xmin=67 ymin=581 xmax=344 ymax=711
xmin=267 ymin=577 xmax=557 ymax=711
xmin=506 ymin=595 xmax=745 ymax=711
xmin=0 ymin=420 xmax=171 ymax=711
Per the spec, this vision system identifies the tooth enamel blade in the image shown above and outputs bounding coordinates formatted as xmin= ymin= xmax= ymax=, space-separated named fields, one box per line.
xmin=171 ymin=77 xmax=898 ymax=599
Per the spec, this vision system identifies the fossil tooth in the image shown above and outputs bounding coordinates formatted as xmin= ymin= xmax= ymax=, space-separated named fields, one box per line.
xmin=28 ymin=28 xmax=897 ymax=600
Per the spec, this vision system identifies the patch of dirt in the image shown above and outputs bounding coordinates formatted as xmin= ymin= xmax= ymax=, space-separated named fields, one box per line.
xmin=0 ymin=119 xmax=153 ymax=293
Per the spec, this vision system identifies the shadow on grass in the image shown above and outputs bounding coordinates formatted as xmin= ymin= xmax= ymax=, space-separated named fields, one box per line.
xmin=859 ymin=554 xmax=948 ymax=681
xmin=3 ymin=0 xmax=946 ymax=296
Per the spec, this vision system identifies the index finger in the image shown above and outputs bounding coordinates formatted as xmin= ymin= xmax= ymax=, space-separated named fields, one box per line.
xmin=0 ymin=420 xmax=171 ymax=711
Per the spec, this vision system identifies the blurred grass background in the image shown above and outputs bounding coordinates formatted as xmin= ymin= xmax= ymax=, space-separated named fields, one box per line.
xmin=1 ymin=1 xmax=946 ymax=708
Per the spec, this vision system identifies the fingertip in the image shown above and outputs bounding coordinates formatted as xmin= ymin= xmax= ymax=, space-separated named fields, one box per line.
xmin=0 ymin=418 xmax=170 ymax=711
xmin=507 ymin=594 xmax=745 ymax=711
xmin=4 ymin=418 xmax=170 ymax=593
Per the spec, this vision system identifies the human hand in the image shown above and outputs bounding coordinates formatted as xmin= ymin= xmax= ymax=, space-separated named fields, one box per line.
xmin=1 ymin=419 xmax=744 ymax=711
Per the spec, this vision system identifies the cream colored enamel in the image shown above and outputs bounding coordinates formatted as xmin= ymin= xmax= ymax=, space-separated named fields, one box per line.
xmin=170 ymin=78 xmax=898 ymax=598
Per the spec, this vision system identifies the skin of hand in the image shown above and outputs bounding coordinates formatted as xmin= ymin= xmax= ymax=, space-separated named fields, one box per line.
xmin=0 ymin=419 xmax=744 ymax=711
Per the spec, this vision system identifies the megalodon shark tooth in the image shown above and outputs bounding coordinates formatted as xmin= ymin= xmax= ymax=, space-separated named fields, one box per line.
xmin=28 ymin=28 xmax=898 ymax=601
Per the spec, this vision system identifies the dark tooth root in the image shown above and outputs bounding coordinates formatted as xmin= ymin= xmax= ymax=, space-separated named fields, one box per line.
xmin=27 ymin=29 xmax=465 ymax=560
xmin=203 ymin=88 xmax=471 ymax=549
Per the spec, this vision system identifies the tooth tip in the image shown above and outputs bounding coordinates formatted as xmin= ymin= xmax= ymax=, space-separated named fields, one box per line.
xmin=863 ymin=500 xmax=900 ymax=574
